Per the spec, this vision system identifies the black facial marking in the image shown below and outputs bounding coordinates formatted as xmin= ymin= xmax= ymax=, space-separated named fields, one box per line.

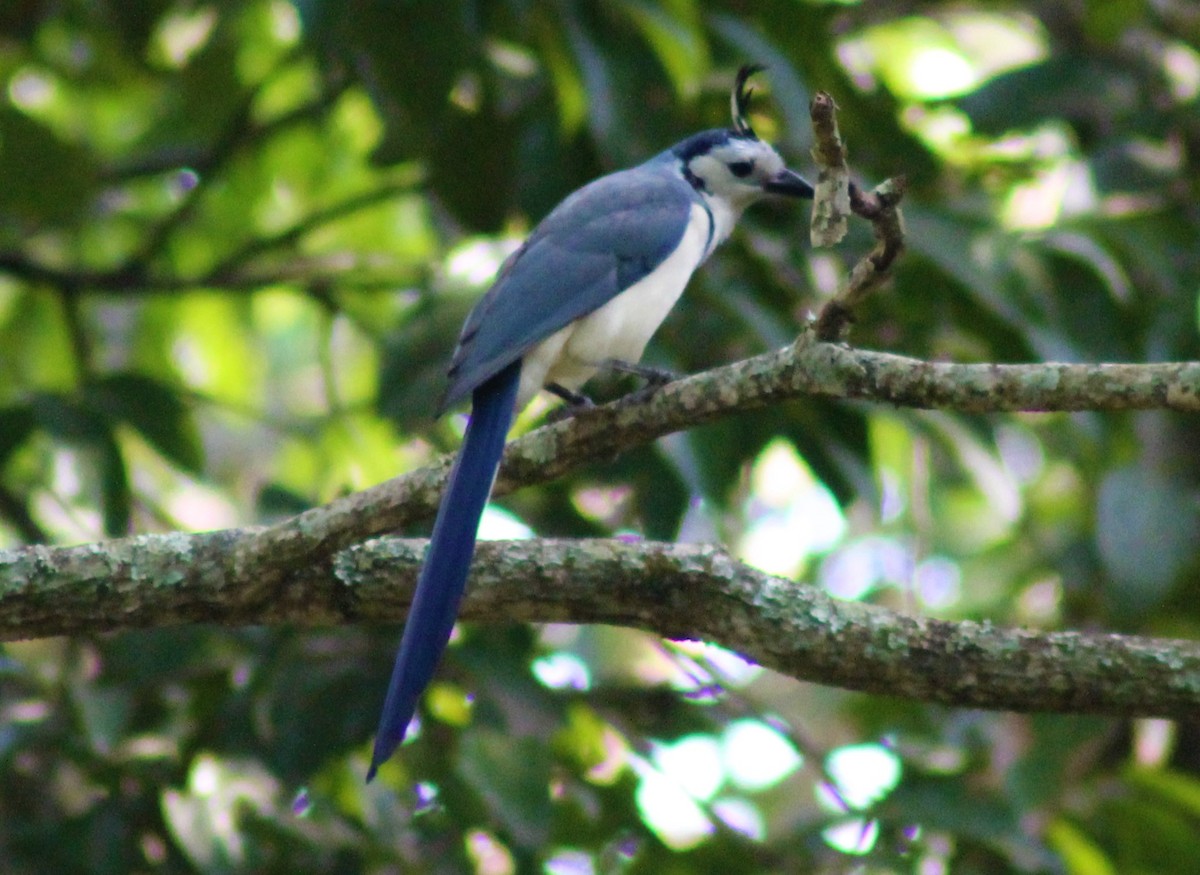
xmin=728 ymin=160 xmax=755 ymax=178
xmin=682 ymin=164 xmax=707 ymax=193
xmin=673 ymin=129 xmax=732 ymax=163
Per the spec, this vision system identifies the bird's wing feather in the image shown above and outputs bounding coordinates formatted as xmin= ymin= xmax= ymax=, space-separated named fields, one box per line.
xmin=439 ymin=165 xmax=695 ymax=412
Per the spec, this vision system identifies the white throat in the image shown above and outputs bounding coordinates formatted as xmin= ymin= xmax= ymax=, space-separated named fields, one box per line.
xmin=697 ymin=190 xmax=742 ymax=260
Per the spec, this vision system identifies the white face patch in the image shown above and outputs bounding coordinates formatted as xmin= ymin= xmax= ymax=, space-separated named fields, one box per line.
xmin=685 ymin=139 xmax=786 ymax=206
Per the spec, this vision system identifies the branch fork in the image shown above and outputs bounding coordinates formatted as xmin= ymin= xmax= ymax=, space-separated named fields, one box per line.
xmin=806 ymin=90 xmax=908 ymax=342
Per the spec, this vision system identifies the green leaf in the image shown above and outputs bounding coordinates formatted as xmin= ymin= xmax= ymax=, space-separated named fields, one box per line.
xmin=615 ymin=0 xmax=708 ymax=100
xmin=955 ymin=54 xmax=1159 ymax=144
xmin=562 ymin=5 xmax=618 ymax=150
xmin=0 ymin=108 xmax=100 ymax=227
xmin=1046 ymin=818 xmax=1117 ymax=875
xmin=88 ymin=373 xmax=203 ymax=474
xmin=72 ymin=684 xmax=134 ymax=755
xmin=1033 ymin=234 xmax=1132 ymax=360
xmin=1128 ymin=768 xmax=1200 ymax=820
xmin=30 ymin=393 xmax=109 ymax=443
xmin=255 ymin=484 xmax=313 ymax=521
xmin=1098 ymin=791 xmax=1200 ymax=873
xmin=457 ymin=731 xmax=553 ymax=848
xmin=99 ymin=430 xmax=131 ymax=537
xmin=0 ymin=405 xmax=36 ymax=467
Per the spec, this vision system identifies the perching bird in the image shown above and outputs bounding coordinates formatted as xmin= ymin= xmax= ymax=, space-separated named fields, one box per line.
xmin=368 ymin=66 xmax=813 ymax=779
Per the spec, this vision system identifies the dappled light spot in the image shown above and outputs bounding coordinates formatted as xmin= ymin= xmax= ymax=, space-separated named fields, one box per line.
xmin=739 ymin=439 xmax=846 ymax=577
xmin=633 ymin=763 xmax=714 ymax=851
xmin=722 ymin=719 xmax=803 ymax=792
xmin=652 ymin=735 xmax=723 ymax=802
xmin=824 ymin=743 xmax=902 ymax=810
xmin=531 ymin=652 xmax=591 ymax=691
xmin=823 ymin=818 xmax=880 ymax=856
xmin=465 ymin=829 xmax=515 ymax=875
xmin=908 ymin=47 xmax=976 ymax=98
xmin=478 ymin=504 xmax=533 ymax=540
xmin=446 ymin=238 xmax=523 ymax=287
xmin=544 ymin=848 xmax=595 ymax=875
xmin=712 ymin=797 xmax=765 ymax=841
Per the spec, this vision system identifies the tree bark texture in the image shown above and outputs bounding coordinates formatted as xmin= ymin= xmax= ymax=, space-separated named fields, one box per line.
xmin=2 ymin=339 xmax=1198 ymax=717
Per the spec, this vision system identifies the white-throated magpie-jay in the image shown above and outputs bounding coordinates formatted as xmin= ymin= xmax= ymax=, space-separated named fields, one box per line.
xmin=368 ymin=66 xmax=813 ymax=779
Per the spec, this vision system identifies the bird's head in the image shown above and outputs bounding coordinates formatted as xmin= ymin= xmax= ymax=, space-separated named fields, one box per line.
xmin=671 ymin=65 xmax=813 ymax=208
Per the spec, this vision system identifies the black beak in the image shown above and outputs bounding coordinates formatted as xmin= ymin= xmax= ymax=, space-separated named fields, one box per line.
xmin=763 ymin=168 xmax=814 ymax=199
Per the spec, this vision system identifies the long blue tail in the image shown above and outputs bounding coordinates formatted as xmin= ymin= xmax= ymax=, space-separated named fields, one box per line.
xmin=367 ymin=361 xmax=522 ymax=780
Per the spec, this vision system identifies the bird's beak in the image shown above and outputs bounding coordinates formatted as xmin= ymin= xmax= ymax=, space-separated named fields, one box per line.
xmin=763 ymin=168 xmax=814 ymax=199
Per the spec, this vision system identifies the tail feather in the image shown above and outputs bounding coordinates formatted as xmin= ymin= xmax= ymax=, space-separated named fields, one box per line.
xmin=367 ymin=360 xmax=522 ymax=780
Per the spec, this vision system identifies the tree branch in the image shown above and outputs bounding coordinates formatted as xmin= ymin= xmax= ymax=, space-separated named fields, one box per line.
xmin=2 ymin=340 xmax=1197 ymax=716
xmin=229 ymin=338 xmax=1200 ymax=589
xmin=3 ymin=535 xmax=1200 ymax=719
xmin=202 ymin=179 xmax=420 ymax=284
xmin=0 ymin=249 xmax=422 ymax=296
xmin=807 ymin=90 xmax=909 ymax=342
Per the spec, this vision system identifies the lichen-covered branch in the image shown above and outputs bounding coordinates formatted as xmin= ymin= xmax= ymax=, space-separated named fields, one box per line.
xmin=812 ymin=177 xmax=908 ymax=340
xmin=4 ymin=535 xmax=1200 ymax=719
xmin=230 ymin=341 xmax=1200 ymax=587
xmin=807 ymin=90 xmax=908 ymax=342
xmin=2 ymin=343 xmax=1197 ymax=716
xmin=808 ymin=91 xmax=852 ymax=247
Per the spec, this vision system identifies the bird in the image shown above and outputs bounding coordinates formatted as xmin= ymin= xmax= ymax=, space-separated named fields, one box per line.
xmin=368 ymin=65 xmax=813 ymax=780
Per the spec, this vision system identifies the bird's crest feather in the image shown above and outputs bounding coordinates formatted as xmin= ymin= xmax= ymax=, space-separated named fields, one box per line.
xmin=731 ymin=64 xmax=765 ymax=139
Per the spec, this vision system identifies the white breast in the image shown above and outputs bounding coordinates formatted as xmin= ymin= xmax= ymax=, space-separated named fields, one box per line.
xmin=517 ymin=202 xmax=712 ymax=409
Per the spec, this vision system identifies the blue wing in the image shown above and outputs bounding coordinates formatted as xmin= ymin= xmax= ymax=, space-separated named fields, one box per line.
xmin=438 ymin=163 xmax=698 ymax=413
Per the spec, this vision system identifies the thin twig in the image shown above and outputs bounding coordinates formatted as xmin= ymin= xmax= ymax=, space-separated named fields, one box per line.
xmin=813 ymin=177 xmax=907 ymax=342
xmin=204 ymin=180 xmax=418 ymax=283
xmin=807 ymin=91 xmax=908 ymax=342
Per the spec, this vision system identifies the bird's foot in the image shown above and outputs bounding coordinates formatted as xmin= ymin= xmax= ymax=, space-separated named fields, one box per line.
xmin=545 ymin=382 xmax=595 ymax=423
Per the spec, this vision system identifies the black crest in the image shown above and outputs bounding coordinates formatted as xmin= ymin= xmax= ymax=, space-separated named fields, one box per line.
xmin=731 ymin=64 xmax=765 ymax=139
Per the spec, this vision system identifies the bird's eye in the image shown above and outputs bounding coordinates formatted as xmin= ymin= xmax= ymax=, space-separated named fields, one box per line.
xmin=728 ymin=160 xmax=755 ymax=178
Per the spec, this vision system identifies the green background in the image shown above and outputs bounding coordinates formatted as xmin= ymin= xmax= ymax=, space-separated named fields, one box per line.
xmin=1 ymin=0 xmax=1199 ymax=871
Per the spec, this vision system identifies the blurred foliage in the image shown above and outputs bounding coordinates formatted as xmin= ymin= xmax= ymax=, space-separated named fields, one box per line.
xmin=1 ymin=0 xmax=1199 ymax=871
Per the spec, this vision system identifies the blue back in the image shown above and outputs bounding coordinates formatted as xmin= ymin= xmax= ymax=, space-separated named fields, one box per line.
xmin=437 ymin=146 xmax=709 ymax=413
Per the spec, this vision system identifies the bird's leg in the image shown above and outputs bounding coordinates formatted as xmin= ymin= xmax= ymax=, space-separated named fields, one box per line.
xmin=544 ymin=382 xmax=596 ymax=423
xmin=545 ymin=361 xmax=677 ymax=421
xmin=546 ymin=382 xmax=595 ymax=408
xmin=598 ymin=358 xmax=678 ymax=405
